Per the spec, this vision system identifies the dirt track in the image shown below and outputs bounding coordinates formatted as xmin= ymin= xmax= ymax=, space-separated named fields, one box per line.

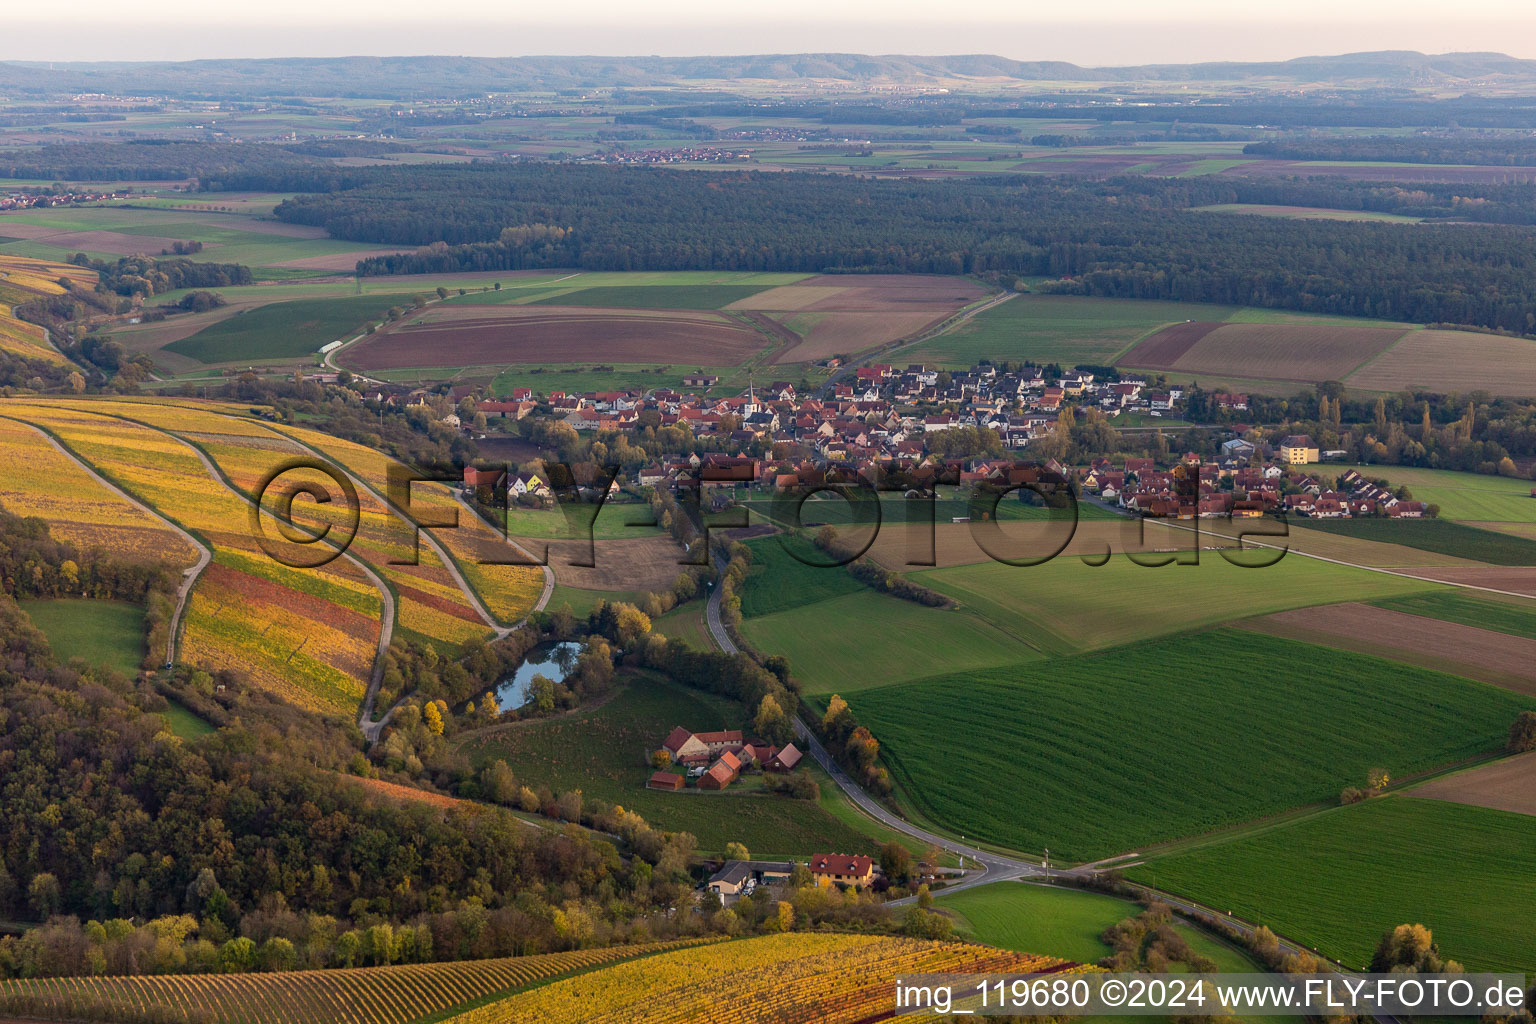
xmin=1240 ymin=601 xmax=1536 ymax=696
xmin=1408 ymin=751 xmax=1536 ymax=817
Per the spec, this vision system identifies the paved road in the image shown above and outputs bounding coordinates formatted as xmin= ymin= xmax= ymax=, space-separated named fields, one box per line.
xmin=1 ymin=415 xmax=212 ymax=668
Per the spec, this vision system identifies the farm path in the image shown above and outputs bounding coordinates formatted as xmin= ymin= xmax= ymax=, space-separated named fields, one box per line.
xmin=265 ymin=422 xmax=508 ymax=637
xmin=123 ymin=414 xmax=399 ymax=734
xmin=0 ymin=415 xmax=212 ymax=668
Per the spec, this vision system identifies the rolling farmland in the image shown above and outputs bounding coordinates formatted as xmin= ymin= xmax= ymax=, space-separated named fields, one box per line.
xmin=0 ymin=253 xmax=91 ymax=365
xmin=1345 ymin=328 xmax=1536 ymax=397
xmin=0 ymin=941 xmax=717 ymax=1024
xmin=846 ymin=629 xmax=1528 ymax=860
xmin=1128 ymin=797 xmax=1536 ymax=972
xmin=1121 ymin=321 xmax=1408 ymax=384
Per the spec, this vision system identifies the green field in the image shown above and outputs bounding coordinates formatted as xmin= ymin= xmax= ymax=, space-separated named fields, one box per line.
xmin=740 ymin=588 xmax=1034 ymax=694
xmin=452 ymin=672 xmax=874 ymax=855
xmin=902 ymin=295 xmax=1239 ymax=368
xmin=158 ymin=700 xmax=216 ymax=739
xmin=738 ymin=535 xmax=865 ymax=618
xmin=1327 ymin=464 xmax=1536 ymax=523
xmin=652 ymin=601 xmax=714 ymax=650
xmin=940 ymin=882 xmax=1266 ymax=974
xmin=1130 ymin=797 xmax=1536 ymax=972
xmin=915 ymin=548 xmax=1438 ymax=656
xmin=1294 ymin=517 xmax=1536 ymax=565
xmin=546 ymin=584 xmax=644 ymax=619
xmin=164 ymin=295 xmax=401 ymax=363
xmin=19 ymin=599 xmax=145 ymax=675
xmin=529 ymin=285 xmax=775 ymax=309
xmin=504 ymin=500 xmax=662 ymax=541
xmin=846 ymin=629 xmax=1526 ymax=860
xmin=1371 ymin=590 xmax=1536 ymax=641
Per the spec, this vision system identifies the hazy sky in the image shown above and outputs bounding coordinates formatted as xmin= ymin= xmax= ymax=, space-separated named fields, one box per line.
xmin=5 ymin=0 xmax=1535 ymax=64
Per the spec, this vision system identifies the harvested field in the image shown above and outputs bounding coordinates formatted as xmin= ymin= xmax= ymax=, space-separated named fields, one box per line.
xmin=1123 ymin=322 xmax=1406 ymax=383
xmin=519 ymin=534 xmax=685 ymax=593
xmin=344 ymin=306 xmax=764 ymax=370
xmin=1239 ymin=601 xmax=1536 ymax=697
xmin=0 ymin=225 xmax=220 ymax=256
xmin=729 ymin=273 xmax=988 ymax=313
xmin=1402 ymin=565 xmax=1536 ymax=597
xmin=773 ymin=311 xmax=948 ymax=362
xmin=1118 ymin=320 xmax=1223 ymax=366
xmin=1409 ymin=752 xmax=1536 ymax=818
xmin=1202 ymin=518 xmax=1478 ymax=568
xmin=1345 ymin=329 xmax=1536 ymax=398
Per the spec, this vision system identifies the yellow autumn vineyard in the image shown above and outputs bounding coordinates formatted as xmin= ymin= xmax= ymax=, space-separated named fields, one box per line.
xmin=448 ymin=933 xmax=1089 ymax=1024
xmin=0 ymin=939 xmax=720 ymax=1024
xmin=0 ymin=414 xmax=198 ymax=567
xmin=0 ymin=253 xmax=90 ymax=366
xmin=0 ymin=397 xmax=546 ymax=717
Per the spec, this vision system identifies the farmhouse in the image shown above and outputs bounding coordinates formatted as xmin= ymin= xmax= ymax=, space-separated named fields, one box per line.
xmin=707 ymin=860 xmax=794 ymax=897
xmin=810 ymin=853 xmax=875 ymax=887
xmin=768 ymin=744 xmax=803 ymax=771
xmin=662 ymin=726 xmax=746 ymax=764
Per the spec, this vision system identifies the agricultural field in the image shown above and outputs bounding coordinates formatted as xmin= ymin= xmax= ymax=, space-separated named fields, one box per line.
xmin=1121 ymin=320 xmax=1408 ymax=384
xmin=1127 ymin=796 xmax=1536 ymax=972
xmin=1239 ymin=602 xmax=1536 ymax=696
xmin=845 ymin=629 xmax=1527 ymax=860
xmin=1292 ymin=516 xmax=1536 ymax=564
xmin=0 ymin=941 xmax=715 ymax=1024
xmin=342 ymin=306 xmax=768 ymax=372
xmin=0 ymin=203 xmax=403 ymax=276
xmin=1344 ymin=328 xmax=1536 ymax=397
xmin=453 ymin=672 xmax=874 ymax=855
xmin=1371 ymin=589 xmax=1536 ymax=640
xmin=741 ymin=589 xmax=1033 ymax=694
xmin=912 ymin=546 xmax=1438 ymax=657
xmin=163 ymin=294 xmax=405 ymax=364
xmin=1190 ymin=203 xmax=1426 ymax=223
xmin=737 ymin=534 xmax=865 ymax=617
xmin=19 ymin=598 xmax=146 ymax=675
xmin=1408 ymin=751 xmax=1536 ymax=818
xmin=902 ymin=295 xmax=1236 ymax=368
xmin=453 ymin=932 xmax=1081 ymax=1024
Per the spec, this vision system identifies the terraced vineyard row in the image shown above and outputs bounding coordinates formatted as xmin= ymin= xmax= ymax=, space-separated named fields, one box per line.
xmin=0 ymin=940 xmax=717 ymax=1024
xmin=449 ymin=933 xmax=1086 ymax=1024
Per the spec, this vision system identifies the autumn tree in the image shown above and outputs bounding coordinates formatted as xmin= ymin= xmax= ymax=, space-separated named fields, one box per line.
xmin=724 ymin=842 xmax=750 ymax=861
xmin=1509 ymin=711 xmax=1536 ymax=752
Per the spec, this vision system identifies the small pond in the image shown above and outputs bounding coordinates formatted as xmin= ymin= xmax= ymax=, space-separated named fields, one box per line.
xmin=492 ymin=641 xmax=582 ymax=712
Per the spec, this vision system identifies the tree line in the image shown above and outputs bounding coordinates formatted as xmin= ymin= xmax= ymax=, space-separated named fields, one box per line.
xmin=212 ymin=163 xmax=1536 ymax=334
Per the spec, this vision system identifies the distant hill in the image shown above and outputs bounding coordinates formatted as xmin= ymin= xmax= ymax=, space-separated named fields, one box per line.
xmin=4 ymin=50 xmax=1536 ymax=99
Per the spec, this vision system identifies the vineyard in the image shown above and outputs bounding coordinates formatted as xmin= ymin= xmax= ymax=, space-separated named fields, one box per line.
xmin=448 ymin=933 xmax=1086 ymax=1024
xmin=0 ymin=253 xmax=91 ymax=365
xmin=0 ymin=414 xmax=197 ymax=567
xmin=0 ymin=940 xmax=718 ymax=1024
xmin=0 ymin=398 xmax=547 ymax=716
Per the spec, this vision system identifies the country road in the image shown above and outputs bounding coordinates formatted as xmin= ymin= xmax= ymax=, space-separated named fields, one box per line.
xmin=704 ymin=552 xmax=1039 ymax=899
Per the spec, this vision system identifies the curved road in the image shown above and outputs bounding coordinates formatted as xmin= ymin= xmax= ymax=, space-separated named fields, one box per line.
xmin=0 ymin=415 xmax=212 ymax=668
xmin=704 ymin=553 xmax=1039 ymax=900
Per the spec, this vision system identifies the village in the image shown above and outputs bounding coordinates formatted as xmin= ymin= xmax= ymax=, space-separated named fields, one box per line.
xmin=401 ymin=359 xmax=1436 ymax=521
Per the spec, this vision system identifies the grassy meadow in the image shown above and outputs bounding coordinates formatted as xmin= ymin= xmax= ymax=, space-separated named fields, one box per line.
xmin=845 ymin=629 xmax=1526 ymax=860
xmin=19 ymin=599 xmax=145 ymax=675
xmin=165 ymin=295 xmax=402 ymax=363
xmin=452 ymin=671 xmax=874 ymax=855
xmin=1128 ymin=797 xmax=1536 ymax=972
xmin=914 ymin=549 xmax=1438 ymax=656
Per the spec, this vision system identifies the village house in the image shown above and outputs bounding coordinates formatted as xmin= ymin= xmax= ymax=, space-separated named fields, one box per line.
xmin=1278 ymin=435 xmax=1320 ymax=465
xmin=810 ymin=853 xmax=875 ymax=887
